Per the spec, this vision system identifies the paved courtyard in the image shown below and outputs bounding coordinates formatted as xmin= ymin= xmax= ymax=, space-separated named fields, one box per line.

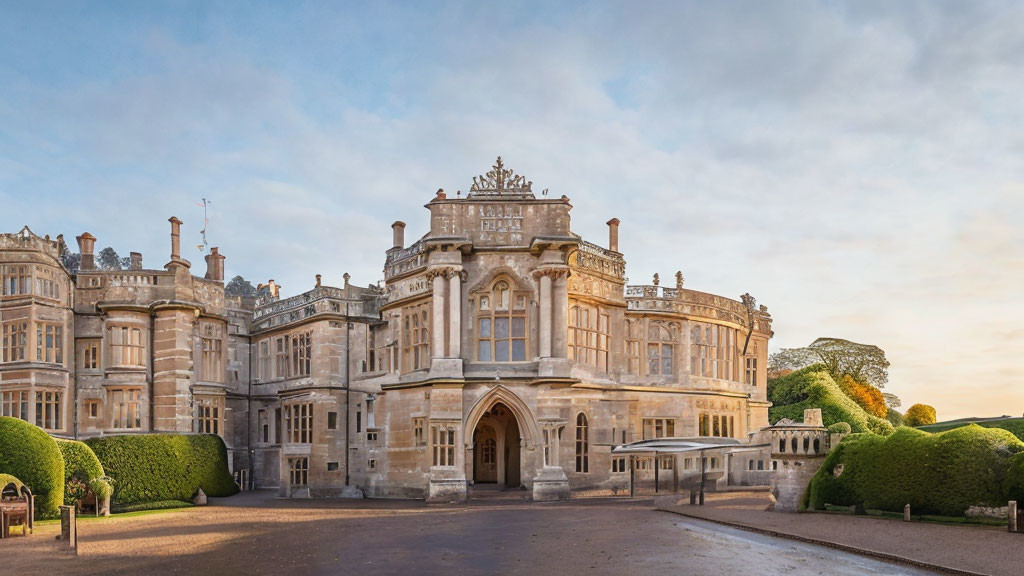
xmin=6 ymin=492 xmax=935 ymax=576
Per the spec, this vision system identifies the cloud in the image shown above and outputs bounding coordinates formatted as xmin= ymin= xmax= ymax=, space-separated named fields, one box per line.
xmin=1 ymin=1 xmax=1023 ymax=419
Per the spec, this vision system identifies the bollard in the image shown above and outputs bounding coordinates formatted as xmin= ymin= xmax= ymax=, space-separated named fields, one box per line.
xmin=1010 ymin=501 xmax=1017 ymax=533
xmin=904 ymin=504 xmax=911 ymax=522
xmin=59 ymin=505 xmax=77 ymax=554
xmin=689 ymin=491 xmax=697 ymax=505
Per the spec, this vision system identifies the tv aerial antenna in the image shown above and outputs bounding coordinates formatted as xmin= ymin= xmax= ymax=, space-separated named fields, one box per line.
xmin=196 ymin=198 xmax=211 ymax=252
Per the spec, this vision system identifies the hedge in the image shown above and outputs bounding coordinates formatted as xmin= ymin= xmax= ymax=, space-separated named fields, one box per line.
xmin=0 ymin=417 xmax=64 ymax=518
xmin=0 ymin=473 xmax=25 ymax=491
xmin=85 ymin=434 xmax=238 ymax=506
xmin=57 ymin=439 xmax=105 ymax=483
xmin=807 ymin=425 xmax=1024 ymax=516
xmin=920 ymin=418 xmax=1024 ymax=442
xmin=113 ymin=500 xmax=194 ymax=514
xmin=768 ymin=366 xmax=894 ymax=435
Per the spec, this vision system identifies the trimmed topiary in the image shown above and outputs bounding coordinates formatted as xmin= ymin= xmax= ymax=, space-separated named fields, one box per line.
xmin=828 ymin=422 xmax=852 ymax=435
xmin=0 ymin=416 xmax=65 ymax=518
xmin=0 ymin=473 xmax=25 ymax=491
xmin=1005 ymin=452 xmax=1024 ymax=505
xmin=808 ymin=425 xmax=1024 ymax=516
xmin=920 ymin=418 xmax=1024 ymax=442
xmin=768 ymin=366 xmax=894 ymax=435
xmin=85 ymin=434 xmax=238 ymax=506
xmin=57 ymin=439 xmax=105 ymax=482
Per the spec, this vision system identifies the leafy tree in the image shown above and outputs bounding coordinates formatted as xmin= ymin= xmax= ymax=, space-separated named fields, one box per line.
xmin=882 ymin=392 xmax=901 ymax=409
xmin=904 ymin=404 xmax=937 ymax=427
xmin=885 ymin=408 xmax=904 ymax=427
xmin=61 ymin=252 xmax=81 ymax=274
xmin=769 ymin=337 xmax=890 ymax=389
xmin=836 ymin=375 xmax=887 ymax=418
xmin=96 ymin=247 xmax=130 ymax=270
xmin=224 ymin=275 xmax=256 ymax=297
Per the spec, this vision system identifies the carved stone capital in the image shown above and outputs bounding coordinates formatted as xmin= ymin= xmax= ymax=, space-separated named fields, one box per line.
xmin=531 ymin=267 xmax=569 ymax=280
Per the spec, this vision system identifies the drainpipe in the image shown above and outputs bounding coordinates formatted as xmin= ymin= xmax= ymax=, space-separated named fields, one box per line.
xmin=345 ymin=302 xmax=351 ymax=487
xmin=247 ymin=329 xmax=254 ymax=490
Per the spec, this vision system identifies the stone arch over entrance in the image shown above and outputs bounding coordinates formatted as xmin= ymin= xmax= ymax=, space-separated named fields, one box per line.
xmin=465 ymin=386 xmax=538 ymax=489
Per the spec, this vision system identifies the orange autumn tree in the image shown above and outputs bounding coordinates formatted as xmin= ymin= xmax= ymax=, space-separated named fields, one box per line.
xmin=905 ymin=404 xmax=937 ymax=427
xmin=837 ymin=375 xmax=887 ymax=418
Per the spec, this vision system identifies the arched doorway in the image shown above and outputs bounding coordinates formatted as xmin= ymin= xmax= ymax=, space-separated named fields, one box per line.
xmin=472 ymin=402 xmax=522 ymax=487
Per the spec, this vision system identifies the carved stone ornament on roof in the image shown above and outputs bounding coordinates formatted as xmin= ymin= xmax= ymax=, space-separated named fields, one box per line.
xmin=468 ymin=156 xmax=535 ymax=198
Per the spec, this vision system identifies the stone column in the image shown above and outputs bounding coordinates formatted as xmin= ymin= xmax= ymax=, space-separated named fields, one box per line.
xmin=539 ymin=273 xmax=553 ymax=358
xmin=552 ymin=272 xmax=568 ymax=358
xmin=448 ymin=271 xmax=461 ymax=358
xmin=432 ymin=271 xmax=446 ymax=359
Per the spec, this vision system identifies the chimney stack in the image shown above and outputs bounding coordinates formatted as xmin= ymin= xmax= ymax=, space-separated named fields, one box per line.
xmin=392 ymin=221 xmax=406 ymax=249
xmin=607 ymin=218 xmax=620 ymax=252
xmin=315 ymin=274 xmax=322 ymax=288
xmin=204 ymin=247 xmax=225 ymax=281
xmin=343 ymin=272 xmax=350 ymax=290
xmin=129 ymin=252 xmax=143 ymax=270
xmin=76 ymin=232 xmax=96 ymax=270
xmin=168 ymin=217 xmax=183 ymax=261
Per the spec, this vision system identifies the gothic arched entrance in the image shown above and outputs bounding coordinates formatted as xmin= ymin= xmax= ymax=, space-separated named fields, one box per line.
xmin=472 ymin=402 xmax=522 ymax=487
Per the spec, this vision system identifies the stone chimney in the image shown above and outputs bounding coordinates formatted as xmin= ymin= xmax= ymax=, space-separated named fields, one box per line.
xmin=76 ymin=232 xmax=96 ymax=270
xmin=392 ymin=221 xmax=406 ymax=249
xmin=803 ymin=408 xmax=823 ymax=427
xmin=129 ymin=252 xmax=143 ymax=270
xmin=204 ymin=247 xmax=225 ymax=281
xmin=169 ymin=217 xmax=182 ymax=261
xmin=268 ymin=279 xmax=279 ymax=299
xmin=343 ymin=272 xmax=350 ymax=290
xmin=315 ymin=274 xmax=322 ymax=288
xmin=607 ymin=218 xmax=620 ymax=252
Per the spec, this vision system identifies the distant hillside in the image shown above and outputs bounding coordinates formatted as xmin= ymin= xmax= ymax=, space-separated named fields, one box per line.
xmin=918 ymin=416 xmax=1024 ymax=441
xmin=767 ymin=365 xmax=894 ymax=435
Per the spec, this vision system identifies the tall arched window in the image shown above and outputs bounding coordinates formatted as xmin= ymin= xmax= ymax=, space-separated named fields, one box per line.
xmin=575 ymin=413 xmax=589 ymax=473
xmin=476 ymin=279 xmax=528 ymax=362
xmin=647 ymin=321 xmax=676 ymax=376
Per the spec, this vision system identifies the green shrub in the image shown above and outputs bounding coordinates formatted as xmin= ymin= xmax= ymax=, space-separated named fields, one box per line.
xmin=1005 ymin=452 xmax=1024 ymax=504
xmin=113 ymin=500 xmax=193 ymax=514
xmin=57 ymin=439 xmax=105 ymax=482
xmin=0 ymin=416 xmax=64 ymax=518
xmin=89 ymin=477 xmax=114 ymax=501
xmin=0 ymin=473 xmax=25 ymax=491
xmin=768 ymin=366 xmax=894 ymax=435
xmin=808 ymin=425 xmax=1024 ymax=516
xmin=920 ymin=418 xmax=1024 ymax=442
xmin=828 ymin=422 xmax=852 ymax=435
xmin=85 ymin=434 xmax=238 ymax=506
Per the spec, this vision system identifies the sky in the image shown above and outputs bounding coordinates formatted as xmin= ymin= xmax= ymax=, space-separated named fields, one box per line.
xmin=2 ymin=1 xmax=1022 ymax=421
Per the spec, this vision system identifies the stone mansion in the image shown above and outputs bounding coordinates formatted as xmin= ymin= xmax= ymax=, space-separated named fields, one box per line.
xmin=0 ymin=158 xmax=774 ymax=501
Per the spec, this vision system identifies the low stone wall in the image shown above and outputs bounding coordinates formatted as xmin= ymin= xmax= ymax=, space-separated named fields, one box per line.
xmin=965 ymin=505 xmax=1008 ymax=519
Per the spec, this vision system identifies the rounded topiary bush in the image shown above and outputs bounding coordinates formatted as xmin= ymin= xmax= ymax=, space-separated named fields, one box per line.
xmin=85 ymin=434 xmax=238 ymax=506
xmin=808 ymin=425 xmax=1024 ymax=516
xmin=0 ymin=416 xmax=64 ymax=518
xmin=57 ymin=439 xmax=105 ymax=482
xmin=0 ymin=473 xmax=25 ymax=491
xmin=828 ymin=422 xmax=852 ymax=435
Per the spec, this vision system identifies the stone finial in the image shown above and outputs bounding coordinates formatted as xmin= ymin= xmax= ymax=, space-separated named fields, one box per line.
xmin=653 ymin=273 xmax=659 ymax=286
xmin=607 ymin=218 xmax=620 ymax=252
xmin=315 ymin=274 xmax=322 ymax=287
xmin=675 ymin=271 xmax=683 ymax=290
xmin=392 ymin=221 xmax=406 ymax=249
xmin=343 ymin=272 xmax=351 ymax=290
xmin=436 ymin=188 xmax=446 ymax=199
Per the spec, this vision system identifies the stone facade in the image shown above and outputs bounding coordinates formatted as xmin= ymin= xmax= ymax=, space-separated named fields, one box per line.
xmin=1 ymin=157 xmax=775 ymax=501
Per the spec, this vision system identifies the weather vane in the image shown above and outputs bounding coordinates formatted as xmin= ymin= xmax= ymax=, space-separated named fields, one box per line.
xmin=195 ymin=198 xmax=211 ymax=252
